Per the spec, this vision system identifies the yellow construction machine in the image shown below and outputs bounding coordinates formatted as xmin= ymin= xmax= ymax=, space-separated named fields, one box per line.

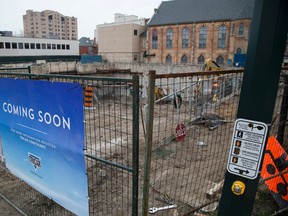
xmin=202 ymin=59 xmax=222 ymax=71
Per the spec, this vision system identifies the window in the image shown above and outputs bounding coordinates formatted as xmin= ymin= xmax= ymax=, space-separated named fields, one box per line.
xmin=62 ymin=44 xmax=65 ymax=50
xmin=47 ymin=44 xmax=51 ymax=49
xmin=218 ymin=25 xmax=227 ymax=48
xmin=18 ymin=43 xmax=24 ymax=49
xmin=216 ymin=55 xmax=224 ymax=65
xmin=25 ymin=43 xmax=29 ymax=49
xmin=182 ymin=28 xmax=189 ymax=48
xmin=66 ymin=44 xmax=70 ymax=50
xmin=42 ymin=43 xmax=46 ymax=49
xmin=152 ymin=29 xmax=158 ymax=49
xmin=30 ymin=43 xmax=35 ymax=49
xmin=199 ymin=26 xmax=207 ymax=48
xmin=0 ymin=42 xmax=4 ymax=49
xmin=57 ymin=44 xmax=61 ymax=50
xmin=134 ymin=30 xmax=137 ymax=36
xmin=36 ymin=43 xmax=41 ymax=49
xmin=166 ymin=28 xmax=173 ymax=48
xmin=52 ymin=44 xmax=56 ymax=49
xmin=166 ymin=55 xmax=172 ymax=64
xmin=198 ymin=55 xmax=205 ymax=64
xmin=236 ymin=47 xmax=242 ymax=54
xmin=238 ymin=23 xmax=244 ymax=36
xmin=12 ymin=43 xmax=17 ymax=49
xmin=5 ymin=42 xmax=11 ymax=49
xmin=181 ymin=55 xmax=188 ymax=64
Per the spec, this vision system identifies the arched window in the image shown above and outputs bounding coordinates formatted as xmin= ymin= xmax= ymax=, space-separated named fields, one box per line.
xmin=166 ymin=28 xmax=173 ymax=48
xmin=166 ymin=55 xmax=172 ymax=64
xmin=198 ymin=55 xmax=205 ymax=64
xmin=199 ymin=26 xmax=207 ymax=48
xmin=216 ymin=55 xmax=224 ymax=65
xmin=218 ymin=25 xmax=226 ymax=48
xmin=152 ymin=29 xmax=158 ymax=49
xmin=238 ymin=23 xmax=244 ymax=36
xmin=181 ymin=55 xmax=188 ymax=64
xmin=182 ymin=28 xmax=189 ymax=48
xmin=236 ymin=47 xmax=242 ymax=54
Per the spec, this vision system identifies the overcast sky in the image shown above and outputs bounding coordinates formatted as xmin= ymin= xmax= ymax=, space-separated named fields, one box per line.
xmin=0 ymin=0 xmax=163 ymax=38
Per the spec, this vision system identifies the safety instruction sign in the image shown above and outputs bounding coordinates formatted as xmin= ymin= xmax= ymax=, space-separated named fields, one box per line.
xmin=227 ymin=118 xmax=268 ymax=179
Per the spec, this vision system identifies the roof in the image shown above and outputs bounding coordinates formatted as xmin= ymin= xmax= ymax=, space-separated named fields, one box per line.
xmin=79 ymin=37 xmax=93 ymax=47
xmin=148 ymin=0 xmax=254 ymax=26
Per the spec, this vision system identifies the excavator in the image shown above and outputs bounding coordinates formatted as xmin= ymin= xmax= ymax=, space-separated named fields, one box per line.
xmin=202 ymin=59 xmax=222 ymax=72
xmin=202 ymin=59 xmax=222 ymax=101
xmin=202 ymin=59 xmax=234 ymax=102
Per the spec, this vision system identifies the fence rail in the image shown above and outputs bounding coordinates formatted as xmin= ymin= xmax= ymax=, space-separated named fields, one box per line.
xmin=0 ymin=72 xmax=139 ymax=216
xmin=1 ymin=68 xmax=288 ymax=216
xmin=142 ymin=69 xmax=244 ymax=215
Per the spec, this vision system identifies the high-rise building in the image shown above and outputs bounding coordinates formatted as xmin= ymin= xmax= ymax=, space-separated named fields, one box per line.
xmin=23 ymin=10 xmax=78 ymax=40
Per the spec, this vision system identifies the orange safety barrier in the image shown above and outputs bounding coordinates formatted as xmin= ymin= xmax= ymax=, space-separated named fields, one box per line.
xmin=84 ymin=86 xmax=93 ymax=107
xmin=261 ymin=136 xmax=288 ymax=207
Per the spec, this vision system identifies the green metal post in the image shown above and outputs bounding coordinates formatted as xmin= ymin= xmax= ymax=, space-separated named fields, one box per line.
xmin=132 ymin=75 xmax=140 ymax=216
xmin=142 ymin=70 xmax=156 ymax=216
xmin=218 ymin=0 xmax=288 ymax=215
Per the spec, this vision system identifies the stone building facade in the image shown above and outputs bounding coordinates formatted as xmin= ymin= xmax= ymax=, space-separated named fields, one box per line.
xmin=146 ymin=0 xmax=254 ymax=66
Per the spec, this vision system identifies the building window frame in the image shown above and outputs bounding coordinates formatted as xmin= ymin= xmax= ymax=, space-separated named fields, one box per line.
xmin=199 ymin=26 xmax=207 ymax=48
xmin=166 ymin=55 xmax=172 ymax=64
xmin=181 ymin=55 xmax=188 ymax=64
xmin=152 ymin=29 xmax=158 ymax=49
xmin=5 ymin=42 xmax=11 ymax=49
xmin=182 ymin=27 xmax=189 ymax=48
xmin=166 ymin=28 xmax=173 ymax=49
xmin=236 ymin=47 xmax=242 ymax=54
xmin=218 ymin=25 xmax=227 ymax=48
xmin=238 ymin=23 xmax=244 ymax=36
xmin=216 ymin=55 xmax=224 ymax=65
xmin=198 ymin=55 xmax=205 ymax=64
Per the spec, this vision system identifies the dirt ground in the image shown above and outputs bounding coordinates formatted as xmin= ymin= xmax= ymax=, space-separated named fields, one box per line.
xmin=0 ymin=92 xmax=287 ymax=216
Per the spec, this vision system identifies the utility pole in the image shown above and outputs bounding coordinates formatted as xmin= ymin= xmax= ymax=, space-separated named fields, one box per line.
xmin=218 ymin=0 xmax=288 ymax=215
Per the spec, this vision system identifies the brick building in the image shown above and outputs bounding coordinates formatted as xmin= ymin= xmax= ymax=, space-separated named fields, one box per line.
xmin=79 ymin=37 xmax=97 ymax=55
xmin=146 ymin=0 xmax=254 ymax=66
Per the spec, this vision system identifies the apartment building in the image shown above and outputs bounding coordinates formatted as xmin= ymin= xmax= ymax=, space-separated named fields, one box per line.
xmin=96 ymin=13 xmax=147 ymax=63
xmin=23 ymin=10 xmax=78 ymax=40
xmin=147 ymin=0 xmax=254 ymax=66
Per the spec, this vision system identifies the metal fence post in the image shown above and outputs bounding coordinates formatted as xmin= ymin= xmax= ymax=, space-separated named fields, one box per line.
xmin=218 ymin=0 xmax=288 ymax=215
xmin=142 ymin=70 xmax=156 ymax=216
xmin=132 ymin=74 xmax=140 ymax=216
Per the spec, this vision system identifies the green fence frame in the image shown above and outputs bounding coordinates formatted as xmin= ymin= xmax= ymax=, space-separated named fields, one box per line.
xmin=0 ymin=72 xmax=140 ymax=216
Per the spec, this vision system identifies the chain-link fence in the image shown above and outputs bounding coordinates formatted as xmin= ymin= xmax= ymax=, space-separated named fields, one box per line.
xmin=0 ymin=72 xmax=139 ymax=216
xmin=1 ymin=67 xmax=288 ymax=216
xmin=142 ymin=70 xmax=243 ymax=215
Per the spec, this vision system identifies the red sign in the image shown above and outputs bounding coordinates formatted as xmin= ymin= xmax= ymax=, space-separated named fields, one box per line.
xmin=175 ymin=123 xmax=186 ymax=142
